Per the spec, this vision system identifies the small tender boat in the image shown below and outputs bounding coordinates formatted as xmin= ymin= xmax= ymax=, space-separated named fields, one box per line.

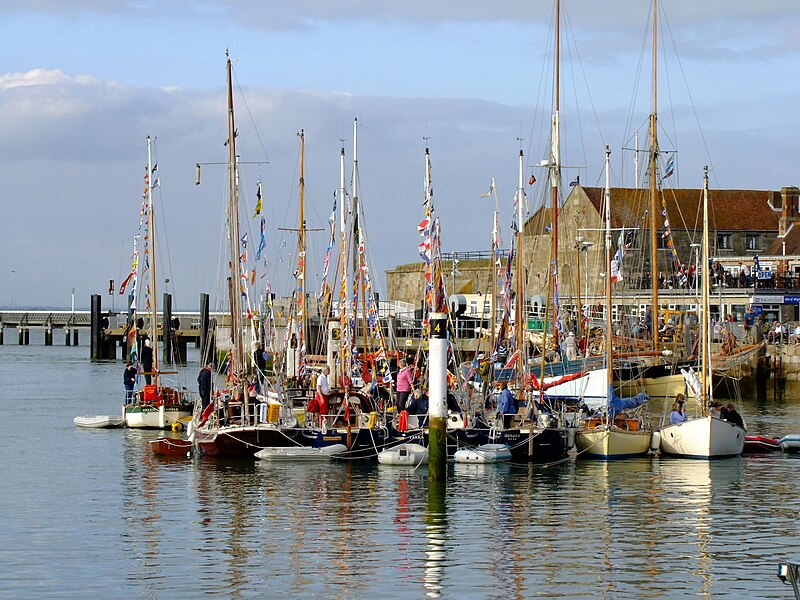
xmin=743 ymin=435 xmax=782 ymax=454
xmin=150 ymin=437 xmax=192 ymax=457
xmin=255 ymin=444 xmax=348 ymax=462
xmin=779 ymin=434 xmax=800 ymax=454
xmin=453 ymin=443 xmax=512 ymax=464
xmin=73 ymin=415 xmax=125 ymax=429
xmin=377 ymin=443 xmax=428 ymax=466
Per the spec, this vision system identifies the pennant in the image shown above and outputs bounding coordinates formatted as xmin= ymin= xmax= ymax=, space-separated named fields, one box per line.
xmin=662 ymin=155 xmax=675 ymax=180
xmin=480 ymin=179 xmax=495 ymax=198
xmin=529 ymin=174 xmax=536 ymax=185
xmin=253 ymin=180 xmax=263 ymax=218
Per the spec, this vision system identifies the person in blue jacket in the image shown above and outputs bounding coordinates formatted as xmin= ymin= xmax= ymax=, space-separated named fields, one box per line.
xmin=496 ymin=382 xmax=517 ymax=429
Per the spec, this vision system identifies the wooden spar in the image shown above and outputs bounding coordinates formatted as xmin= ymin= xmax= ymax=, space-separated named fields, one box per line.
xmin=337 ymin=145 xmax=347 ymax=387
xmin=299 ymin=130 xmax=307 ymax=363
xmin=551 ymin=0 xmax=561 ymax=350
xmin=226 ymin=54 xmax=245 ymax=397
xmin=146 ymin=135 xmax=159 ymax=387
xmin=604 ymin=146 xmax=614 ymax=396
xmin=702 ymin=166 xmax=710 ymax=413
xmin=649 ymin=0 xmax=660 ymax=350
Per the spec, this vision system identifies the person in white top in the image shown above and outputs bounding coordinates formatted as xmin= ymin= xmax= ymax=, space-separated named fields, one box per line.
xmin=316 ymin=366 xmax=331 ymax=425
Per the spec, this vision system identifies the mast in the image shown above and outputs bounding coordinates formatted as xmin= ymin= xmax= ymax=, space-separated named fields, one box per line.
xmin=701 ymin=166 xmax=710 ymax=412
xmin=226 ymin=53 xmax=245 ymax=393
xmin=352 ymin=119 xmax=369 ymax=361
xmin=604 ymin=146 xmax=614 ymax=391
xmin=298 ymin=130 xmax=307 ymax=362
xmin=515 ymin=150 xmax=525 ymax=377
xmin=338 ymin=144 xmax=347 ymax=386
xmin=550 ymin=0 xmax=562 ymax=346
xmin=649 ymin=0 xmax=660 ymax=349
xmin=146 ymin=135 xmax=159 ymax=386
xmin=490 ymin=179 xmax=498 ymax=376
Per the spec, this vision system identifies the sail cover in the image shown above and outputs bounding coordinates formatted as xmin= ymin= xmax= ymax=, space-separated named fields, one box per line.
xmin=607 ymin=384 xmax=649 ymax=417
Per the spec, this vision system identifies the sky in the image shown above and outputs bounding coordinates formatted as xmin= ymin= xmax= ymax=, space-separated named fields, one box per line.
xmin=1 ymin=0 xmax=798 ymax=310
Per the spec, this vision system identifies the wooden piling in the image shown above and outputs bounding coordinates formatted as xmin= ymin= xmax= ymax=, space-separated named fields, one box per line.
xmin=200 ymin=293 xmax=213 ymax=363
xmin=90 ymin=294 xmax=102 ymax=359
xmin=44 ymin=326 xmax=53 ymax=346
xmin=163 ymin=292 xmax=173 ymax=365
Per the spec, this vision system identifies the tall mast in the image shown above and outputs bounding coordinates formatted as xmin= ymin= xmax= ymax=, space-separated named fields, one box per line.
xmin=338 ymin=144 xmax=348 ymax=385
xmin=226 ymin=54 xmax=245 ymax=390
xmin=515 ymin=150 xmax=525 ymax=375
xmin=352 ymin=119 xmax=369 ymax=357
xmin=604 ymin=146 xmax=613 ymax=389
xmin=649 ymin=0 xmax=660 ymax=349
xmin=490 ymin=179 xmax=498 ymax=372
xmin=146 ymin=135 xmax=159 ymax=385
xmin=701 ymin=166 xmax=710 ymax=412
xmin=298 ymin=130 xmax=307 ymax=358
xmin=550 ymin=0 xmax=561 ymax=345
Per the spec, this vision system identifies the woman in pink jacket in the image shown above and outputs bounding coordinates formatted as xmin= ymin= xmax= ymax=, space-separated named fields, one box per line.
xmin=396 ymin=359 xmax=414 ymax=412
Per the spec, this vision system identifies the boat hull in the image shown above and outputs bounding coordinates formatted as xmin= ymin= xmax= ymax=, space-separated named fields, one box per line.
xmin=73 ymin=415 xmax=125 ymax=429
xmin=779 ymin=434 xmax=800 ymax=454
xmin=150 ymin=437 xmax=192 ymax=457
xmin=659 ymin=416 xmax=745 ymax=459
xmin=453 ymin=444 xmax=512 ymax=464
xmin=124 ymin=404 xmax=193 ymax=429
xmin=255 ymin=444 xmax=348 ymax=461
xmin=496 ymin=427 xmax=569 ymax=464
xmin=743 ymin=435 xmax=782 ymax=454
xmin=378 ymin=443 xmax=428 ymax=466
xmin=575 ymin=426 xmax=652 ymax=460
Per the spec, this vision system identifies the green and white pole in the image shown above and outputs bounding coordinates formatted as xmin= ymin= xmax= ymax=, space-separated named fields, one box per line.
xmin=428 ymin=312 xmax=448 ymax=482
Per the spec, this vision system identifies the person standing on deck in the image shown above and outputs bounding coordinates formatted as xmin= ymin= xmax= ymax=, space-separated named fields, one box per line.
xmin=123 ymin=361 xmax=136 ymax=404
xmin=316 ymin=366 xmax=331 ymax=426
xmin=396 ymin=359 xmax=414 ymax=413
xmin=197 ymin=364 xmax=212 ymax=409
xmin=253 ymin=342 xmax=268 ymax=391
xmin=496 ymin=382 xmax=517 ymax=429
xmin=141 ymin=338 xmax=154 ymax=385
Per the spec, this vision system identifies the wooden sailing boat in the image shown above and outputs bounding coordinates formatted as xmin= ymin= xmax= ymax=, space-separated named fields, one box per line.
xmin=124 ymin=135 xmax=193 ymax=429
xmin=574 ymin=147 xmax=652 ymax=459
xmin=657 ymin=167 xmax=745 ymax=459
xmin=193 ymin=55 xmax=298 ymax=457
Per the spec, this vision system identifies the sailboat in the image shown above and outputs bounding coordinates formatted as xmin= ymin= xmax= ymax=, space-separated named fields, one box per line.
xmin=192 ymin=55 xmax=301 ymax=457
xmin=657 ymin=167 xmax=745 ymax=459
xmin=123 ymin=136 xmax=193 ymax=429
xmin=574 ymin=147 xmax=652 ymax=459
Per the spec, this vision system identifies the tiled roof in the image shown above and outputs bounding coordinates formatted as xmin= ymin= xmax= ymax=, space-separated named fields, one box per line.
xmin=579 ymin=186 xmax=781 ymax=232
xmin=767 ymin=225 xmax=800 ymax=255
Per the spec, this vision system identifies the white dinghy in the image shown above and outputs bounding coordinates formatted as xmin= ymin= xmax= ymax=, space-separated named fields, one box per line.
xmin=378 ymin=443 xmax=428 ymax=466
xmin=453 ymin=443 xmax=512 ymax=464
xmin=780 ymin=434 xmax=800 ymax=454
xmin=73 ymin=415 xmax=125 ymax=429
xmin=255 ymin=444 xmax=348 ymax=462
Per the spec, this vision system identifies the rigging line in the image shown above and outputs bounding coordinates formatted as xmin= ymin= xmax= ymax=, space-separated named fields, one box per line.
xmin=620 ymin=5 xmax=652 ymax=187
xmin=659 ymin=9 xmax=719 ymax=190
xmin=230 ymin=65 xmax=271 ymax=166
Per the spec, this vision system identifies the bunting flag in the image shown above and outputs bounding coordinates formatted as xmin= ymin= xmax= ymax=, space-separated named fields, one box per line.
xmin=480 ymin=178 xmax=495 ymax=198
xmin=662 ymin=155 xmax=675 ymax=180
xmin=529 ymin=174 xmax=536 ymax=185
xmin=253 ymin=179 xmax=263 ymax=218
xmin=256 ymin=217 xmax=266 ymax=261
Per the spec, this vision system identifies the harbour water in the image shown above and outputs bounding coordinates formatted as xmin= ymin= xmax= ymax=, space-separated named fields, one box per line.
xmin=1 ymin=337 xmax=799 ymax=598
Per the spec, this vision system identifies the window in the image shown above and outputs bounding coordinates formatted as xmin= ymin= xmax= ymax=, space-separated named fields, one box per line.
xmin=717 ymin=234 xmax=732 ymax=250
xmin=746 ymin=235 xmax=759 ymax=251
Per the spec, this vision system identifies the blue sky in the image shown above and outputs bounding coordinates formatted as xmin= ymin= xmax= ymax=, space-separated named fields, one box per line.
xmin=1 ymin=1 xmax=798 ymax=309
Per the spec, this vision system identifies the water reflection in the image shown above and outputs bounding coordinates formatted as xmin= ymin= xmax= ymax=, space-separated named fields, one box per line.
xmin=425 ymin=480 xmax=447 ymax=598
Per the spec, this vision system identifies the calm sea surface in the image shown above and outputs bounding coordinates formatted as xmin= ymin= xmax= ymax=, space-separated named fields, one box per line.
xmin=1 ymin=336 xmax=799 ymax=599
